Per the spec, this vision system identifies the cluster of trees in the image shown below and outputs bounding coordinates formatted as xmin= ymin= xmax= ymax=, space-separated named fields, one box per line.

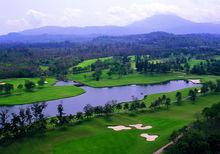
xmin=0 ymin=103 xmax=47 ymax=145
xmin=90 ymin=56 xmax=133 ymax=81
xmin=135 ymin=54 xmax=191 ymax=74
xmin=149 ymin=80 xmax=220 ymax=113
xmin=0 ymin=83 xmax=14 ymax=94
xmin=0 ymin=99 xmax=147 ymax=145
xmin=191 ymin=60 xmax=220 ymax=75
xmin=0 ymin=77 xmax=47 ymax=95
xmin=149 ymin=95 xmax=171 ymax=111
xmin=165 ymin=102 xmax=220 ymax=154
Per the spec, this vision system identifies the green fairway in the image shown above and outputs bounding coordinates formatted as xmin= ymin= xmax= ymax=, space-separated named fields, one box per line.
xmin=69 ymin=71 xmax=220 ymax=87
xmin=188 ymin=59 xmax=206 ymax=68
xmin=0 ymin=78 xmax=84 ymax=105
xmin=1 ymin=90 xmax=219 ymax=154
xmin=77 ymin=57 xmax=112 ymax=68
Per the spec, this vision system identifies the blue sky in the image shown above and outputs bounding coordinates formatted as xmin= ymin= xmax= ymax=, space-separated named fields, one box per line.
xmin=0 ymin=0 xmax=220 ymax=34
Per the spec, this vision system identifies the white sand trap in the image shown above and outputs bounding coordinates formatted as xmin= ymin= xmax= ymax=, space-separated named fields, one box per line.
xmin=189 ymin=79 xmax=201 ymax=84
xmin=140 ymin=133 xmax=158 ymax=141
xmin=108 ymin=125 xmax=131 ymax=131
xmin=129 ymin=124 xmax=152 ymax=130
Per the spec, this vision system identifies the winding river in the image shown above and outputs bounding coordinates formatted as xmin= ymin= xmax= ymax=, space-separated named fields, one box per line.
xmin=0 ymin=80 xmax=200 ymax=117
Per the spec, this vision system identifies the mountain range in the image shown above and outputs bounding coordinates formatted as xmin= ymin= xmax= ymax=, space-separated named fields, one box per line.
xmin=1 ymin=14 xmax=220 ymax=43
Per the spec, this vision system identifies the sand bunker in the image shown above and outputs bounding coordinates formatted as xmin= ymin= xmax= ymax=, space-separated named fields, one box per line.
xmin=189 ymin=79 xmax=201 ymax=84
xmin=129 ymin=124 xmax=152 ymax=130
xmin=140 ymin=133 xmax=158 ymax=141
xmin=108 ymin=125 xmax=131 ymax=131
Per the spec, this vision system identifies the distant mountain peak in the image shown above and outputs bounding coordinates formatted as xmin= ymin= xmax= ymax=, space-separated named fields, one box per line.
xmin=1 ymin=14 xmax=220 ymax=43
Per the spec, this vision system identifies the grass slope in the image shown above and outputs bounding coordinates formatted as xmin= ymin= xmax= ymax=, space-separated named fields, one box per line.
xmin=0 ymin=78 xmax=84 ymax=105
xmin=1 ymin=90 xmax=220 ymax=154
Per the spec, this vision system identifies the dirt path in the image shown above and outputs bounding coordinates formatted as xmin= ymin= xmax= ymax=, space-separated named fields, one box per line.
xmin=153 ymin=141 xmax=173 ymax=154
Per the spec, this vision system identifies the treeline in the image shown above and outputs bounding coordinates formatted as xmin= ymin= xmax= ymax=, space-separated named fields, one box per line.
xmin=165 ymin=102 xmax=220 ymax=154
xmin=135 ymin=55 xmax=187 ymax=73
xmin=1 ymin=32 xmax=220 ymax=79
xmin=191 ymin=60 xmax=220 ymax=75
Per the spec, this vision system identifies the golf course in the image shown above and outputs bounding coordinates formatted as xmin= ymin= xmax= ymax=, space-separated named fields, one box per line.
xmin=1 ymin=88 xmax=219 ymax=154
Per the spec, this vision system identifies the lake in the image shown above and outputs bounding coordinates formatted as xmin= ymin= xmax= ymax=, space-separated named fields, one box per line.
xmin=0 ymin=80 xmax=200 ymax=117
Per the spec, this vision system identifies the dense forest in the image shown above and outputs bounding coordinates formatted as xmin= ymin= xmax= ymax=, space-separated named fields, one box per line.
xmin=165 ymin=102 xmax=220 ymax=154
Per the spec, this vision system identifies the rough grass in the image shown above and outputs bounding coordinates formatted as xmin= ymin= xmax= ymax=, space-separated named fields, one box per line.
xmin=1 ymin=90 xmax=219 ymax=154
xmin=0 ymin=78 xmax=85 ymax=105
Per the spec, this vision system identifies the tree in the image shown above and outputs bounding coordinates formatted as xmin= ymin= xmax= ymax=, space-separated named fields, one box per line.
xmin=76 ymin=112 xmax=83 ymax=121
xmin=115 ymin=103 xmax=122 ymax=111
xmin=165 ymin=98 xmax=171 ymax=109
xmin=38 ymin=77 xmax=46 ymax=87
xmin=17 ymin=84 xmax=23 ymax=91
xmin=176 ymin=92 xmax=182 ymax=105
xmin=149 ymin=102 xmax=156 ymax=112
xmin=94 ymin=106 xmax=103 ymax=115
xmin=201 ymin=83 xmax=209 ymax=94
xmin=140 ymin=102 xmax=146 ymax=109
xmin=103 ymin=103 xmax=113 ymax=115
xmin=0 ymin=84 xmax=4 ymax=94
xmin=25 ymin=80 xmax=35 ymax=91
xmin=107 ymin=70 xmax=113 ymax=79
xmin=207 ymin=81 xmax=216 ymax=91
xmin=123 ymin=103 xmax=129 ymax=111
xmin=215 ymin=80 xmax=220 ymax=92
xmin=57 ymin=104 xmax=67 ymax=126
xmin=4 ymin=83 xmax=14 ymax=94
xmin=31 ymin=103 xmax=47 ymax=135
xmin=83 ymin=104 xmax=94 ymax=118
xmin=11 ymin=113 xmax=20 ymax=138
xmin=129 ymin=103 xmax=136 ymax=112
xmin=189 ymin=90 xmax=196 ymax=102
xmin=92 ymin=69 xmax=102 ymax=81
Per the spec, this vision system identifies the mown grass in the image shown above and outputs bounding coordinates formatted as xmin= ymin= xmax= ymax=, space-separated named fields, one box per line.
xmin=77 ymin=57 xmax=112 ymax=68
xmin=0 ymin=78 xmax=84 ymax=105
xmin=1 ymin=90 xmax=219 ymax=154
xmin=188 ymin=59 xmax=206 ymax=68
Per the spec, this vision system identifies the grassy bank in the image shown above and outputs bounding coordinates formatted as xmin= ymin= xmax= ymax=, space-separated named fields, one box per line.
xmin=68 ymin=71 xmax=220 ymax=87
xmin=1 ymin=89 xmax=219 ymax=154
xmin=0 ymin=78 xmax=85 ymax=105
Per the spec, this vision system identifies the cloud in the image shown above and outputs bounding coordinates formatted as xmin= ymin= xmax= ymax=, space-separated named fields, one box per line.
xmin=6 ymin=8 xmax=83 ymax=31
xmin=4 ymin=1 xmax=220 ymax=34
xmin=6 ymin=9 xmax=50 ymax=31
xmin=104 ymin=3 xmax=180 ymax=25
xmin=60 ymin=8 xmax=83 ymax=26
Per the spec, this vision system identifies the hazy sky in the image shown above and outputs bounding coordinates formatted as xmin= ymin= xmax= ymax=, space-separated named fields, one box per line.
xmin=0 ymin=0 xmax=220 ymax=34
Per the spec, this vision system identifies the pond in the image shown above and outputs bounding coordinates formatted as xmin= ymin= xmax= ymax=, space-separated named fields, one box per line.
xmin=0 ymin=80 xmax=200 ymax=117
